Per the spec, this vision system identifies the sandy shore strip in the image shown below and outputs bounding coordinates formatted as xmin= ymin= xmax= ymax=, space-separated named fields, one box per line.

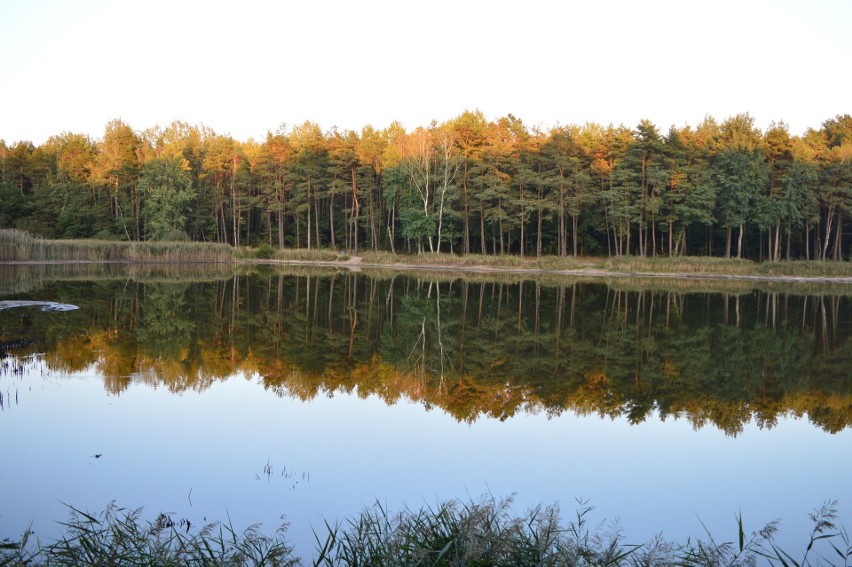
xmin=255 ymin=256 xmax=852 ymax=284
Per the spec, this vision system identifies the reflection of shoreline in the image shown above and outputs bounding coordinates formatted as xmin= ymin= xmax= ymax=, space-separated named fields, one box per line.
xmin=6 ymin=345 xmax=850 ymax=436
xmin=5 ymin=258 xmax=852 ymax=286
xmin=252 ymin=258 xmax=852 ymax=285
xmin=3 ymin=270 xmax=851 ymax=436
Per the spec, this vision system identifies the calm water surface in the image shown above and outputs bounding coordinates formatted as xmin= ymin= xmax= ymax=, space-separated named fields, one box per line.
xmin=1 ymin=264 xmax=850 ymax=556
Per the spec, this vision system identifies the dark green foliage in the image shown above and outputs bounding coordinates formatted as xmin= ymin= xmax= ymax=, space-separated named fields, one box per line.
xmin=4 ymin=114 xmax=852 ymax=259
xmin=254 ymin=242 xmax=277 ymax=259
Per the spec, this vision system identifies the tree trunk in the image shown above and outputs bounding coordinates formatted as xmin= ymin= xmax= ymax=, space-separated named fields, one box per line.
xmin=498 ymin=197 xmax=504 ymax=255
xmin=805 ymin=220 xmax=810 ymax=261
xmin=368 ymin=173 xmax=378 ymax=250
xmin=329 ymin=193 xmax=336 ymax=250
xmin=519 ymin=184 xmax=525 ymax=258
xmin=774 ymin=223 xmax=781 ymax=262
xmin=277 ymin=208 xmax=285 ymax=248
xmin=726 ymin=226 xmax=732 ymax=258
xmin=786 ymin=227 xmax=791 ymax=260
xmin=651 ymin=214 xmax=656 ymax=257
xmin=307 ymin=196 xmax=312 ymax=250
xmin=668 ymin=221 xmax=673 ymax=257
xmin=314 ymin=193 xmax=321 ymax=249
xmin=737 ymin=223 xmax=744 ymax=259
xmin=388 ymin=199 xmax=396 ymax=254
xmin=536 ymin=195 xmax=542 ymax=258
xmin=480 ymin=204 xmax=486 ymax=254
xmin=822 ymin=209 xmax=834 ymax=261
xmin=834 ymin=216 xmax=842 ymax=260
xmin=463 ymin=167 xmax=470 ymax=255
xmin=572 ymin=214 xmax=579 ymax=257
xmin=232 ymin=156 xmax=238 ymax=247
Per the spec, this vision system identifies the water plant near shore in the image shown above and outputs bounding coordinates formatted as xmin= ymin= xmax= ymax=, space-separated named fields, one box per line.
xmin=1 ymin=497 xmax=848 ymax=566
xmin=0 ymin=229 xmax=235 ymax=263
xmin=5 ymin=228 xmax=852 ymax=280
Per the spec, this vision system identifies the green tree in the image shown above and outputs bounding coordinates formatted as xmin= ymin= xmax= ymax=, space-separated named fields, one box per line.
xmin=287 ymin=122 xmax=330 ymax=249
xmin=140 ymin=156 xmax=195 ymax=240
xmin=95 ymin=119 xmax=141 ymax=239
xmin=256 ymin=127 xmax=293 ymax=248
xmin=543 ymin=126 xmax=594 ymax=256
xmin=713 ymin=114 xmax=767 ymax=258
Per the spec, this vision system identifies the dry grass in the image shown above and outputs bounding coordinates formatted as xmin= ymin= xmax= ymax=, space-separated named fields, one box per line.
xmin=606 ymin=255 xmax=852 ymax=278
xmin=4 ymin=229 xmax=851 ymax=281
xmin=0 ymin=229 xmax=235 ymax=263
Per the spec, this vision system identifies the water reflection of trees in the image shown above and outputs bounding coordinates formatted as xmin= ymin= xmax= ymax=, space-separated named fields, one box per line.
xmin=1 ymin=272 xmax=850 ymax=435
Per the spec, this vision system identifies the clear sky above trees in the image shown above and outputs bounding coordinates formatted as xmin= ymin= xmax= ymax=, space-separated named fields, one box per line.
xmin=1 ymin=0 xmax=850 ymax=145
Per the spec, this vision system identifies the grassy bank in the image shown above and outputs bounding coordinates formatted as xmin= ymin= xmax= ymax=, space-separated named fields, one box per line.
xmin=1 ymin=497 xmax=848 ymax=566
xmin=606 ymin=256 xmax=852 ymax=278
xmin=4 ymin=229 xmax=852 ymax=280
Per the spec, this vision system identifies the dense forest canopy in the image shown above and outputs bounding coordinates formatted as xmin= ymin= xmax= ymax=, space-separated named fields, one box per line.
xmin=2 ymin=112 xmax=851 ymax=260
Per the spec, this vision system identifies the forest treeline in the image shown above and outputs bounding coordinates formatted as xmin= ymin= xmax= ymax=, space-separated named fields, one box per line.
xmin=2 ymin=112 xmax=852 ymax=260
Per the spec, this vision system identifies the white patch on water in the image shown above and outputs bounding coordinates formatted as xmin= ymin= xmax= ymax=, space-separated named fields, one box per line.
xmin=0 ymin=300 xmax=79 ymax=312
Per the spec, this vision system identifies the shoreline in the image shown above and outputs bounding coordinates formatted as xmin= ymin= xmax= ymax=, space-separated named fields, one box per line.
xmin=252 ymin=257 xmax=852 ymax=284
xmin=4 ymin=257 xmax=852 ymax=284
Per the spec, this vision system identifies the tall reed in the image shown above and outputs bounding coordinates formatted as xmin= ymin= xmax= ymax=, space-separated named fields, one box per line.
xmin=0 ymin=229 xmax=235 ymax=263
xmin=2 ymin=497 xmax=848 ymax=566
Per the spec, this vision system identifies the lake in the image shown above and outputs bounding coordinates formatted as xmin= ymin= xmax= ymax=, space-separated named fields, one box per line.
xmin=1 ymin=263 xmax=850 ymax=558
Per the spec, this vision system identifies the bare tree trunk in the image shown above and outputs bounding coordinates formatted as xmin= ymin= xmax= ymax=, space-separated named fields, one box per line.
xmin=668 ymin=221 xmax=673 ymax=257
xmin=463 ymin=166 xmax=470 ymax=254
xmin=822 ymin=209 xmax=834 ymax=261
xmin=805 ymin=220 xmax=810 ymax=260
xmin=480 ymin=204 xmax=486 ymax=254
xmin=651 ymin=214 xmax=657 ymax=257
xmin=726 ymin=226 xmax=732 ymax=258
xmin=519 ymin=183 xmax=525 ymax=258
xmin=232 ymin=156 xmax=238 ymax=247
xmin=559 ymin=182 xmax=566 ymax=256
xmin=737 ymin=223 xmax=744 ymax=259
xmin=834 ymin=216 xmax=842 ymax=260
xmin=387 ymin=201 xmax=396 ymax=254
xmin=536 ymin=188 xmax=542 ymax=258
xmin=307 ymin=181 xmax=312 ymax=250
xmin=329 ymin=193 xmax=336 ymax=249
xmin=572 ymin=214 xmax=579 ymax=257
xmin=314 ymin=192 xmax=321 ymax=249
xmin=278 ymin=208 xmax=285 ymax=248
xmin=786 ymin=227 xmax=791 ymax=260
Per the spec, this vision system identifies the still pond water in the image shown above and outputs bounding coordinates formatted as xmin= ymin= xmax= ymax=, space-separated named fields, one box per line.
xmin=1 ymin=264 xmax=850 ymax=556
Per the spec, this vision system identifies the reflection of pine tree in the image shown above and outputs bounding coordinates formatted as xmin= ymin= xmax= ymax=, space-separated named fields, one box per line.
xmin=18 ymin=270 xmax=852 ymax=434
xmin=137 ymin=284 xmax=194 ymax=358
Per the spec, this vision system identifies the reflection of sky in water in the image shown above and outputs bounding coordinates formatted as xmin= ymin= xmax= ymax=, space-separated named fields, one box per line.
xmin=2 ymin=361 xmax=850 ymax=559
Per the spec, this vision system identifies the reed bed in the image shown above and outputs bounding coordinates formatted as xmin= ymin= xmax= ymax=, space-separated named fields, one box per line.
xmin=0 ymin=229 xmax=235 ymax=263
xmin=1 ymin=497 xmax=848 ymax=566
xmin=4 ymin=228 xmax=852 ymax=280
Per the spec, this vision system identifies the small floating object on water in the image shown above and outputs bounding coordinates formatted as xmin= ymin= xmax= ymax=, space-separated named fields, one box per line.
xmin=0 ymin=301 xmax=79 ymax=312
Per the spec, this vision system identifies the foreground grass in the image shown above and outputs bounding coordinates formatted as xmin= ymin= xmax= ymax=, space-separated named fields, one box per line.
xmin=1 ymin=497 xmax=849 ymax=566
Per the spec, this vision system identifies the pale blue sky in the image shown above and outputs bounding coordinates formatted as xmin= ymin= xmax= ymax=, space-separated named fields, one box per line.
xmin=1 ymin=0 xmax=849 ymax=144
